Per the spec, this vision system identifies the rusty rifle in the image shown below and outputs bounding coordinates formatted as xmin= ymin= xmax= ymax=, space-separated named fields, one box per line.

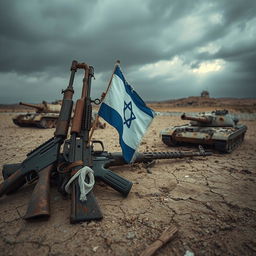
xmin=0 ymin=60 xmax=77 ymax=219
xmin=61 ymin=64 xmax=133 ymax=223
xmin=62 ymin=63 xmax=103 ymax=223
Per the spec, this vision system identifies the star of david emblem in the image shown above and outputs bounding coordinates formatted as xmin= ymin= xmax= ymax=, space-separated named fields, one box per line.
xmin=123 ymin=101 xmax=136 ymax=128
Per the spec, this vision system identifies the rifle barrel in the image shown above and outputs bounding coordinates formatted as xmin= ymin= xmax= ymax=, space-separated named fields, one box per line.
xmin=134 ymin=149 xmax=212 ymax=162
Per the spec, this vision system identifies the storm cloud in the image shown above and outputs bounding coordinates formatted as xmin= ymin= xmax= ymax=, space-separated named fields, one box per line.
xmin=0 ymin=0 xmax=255 ymax=103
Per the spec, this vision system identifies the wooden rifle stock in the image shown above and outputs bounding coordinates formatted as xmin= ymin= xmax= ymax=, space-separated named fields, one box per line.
xmin=54 ymin=60 xmax=77 ymax=137
xmin=0 ymin=164 xmax=52 ymax=219
xmin=0 ymin=164 xmax=53 ymax=220
xmin=24 ymin=164 xmax=53 ymax=219
xmin=71 ymin=99 xmax=85 ymax=134
xmin=71 ymin=63 xmax=89 ymax=134
xmin=0 ymin=136 xmax=61 ymax=219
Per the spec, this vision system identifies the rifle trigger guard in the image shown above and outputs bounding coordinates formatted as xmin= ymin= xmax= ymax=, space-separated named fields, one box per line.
xmin=91 ymin=98 xmax=101 ymax=105
xmin=26 ymin=171 xmax=38 ymax=184
xmin=91 ymin=140 xmax=104 ymax=153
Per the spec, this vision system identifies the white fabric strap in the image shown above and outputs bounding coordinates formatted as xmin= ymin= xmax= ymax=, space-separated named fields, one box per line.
xmin=65 ymin=166 xmax=95 ymax=201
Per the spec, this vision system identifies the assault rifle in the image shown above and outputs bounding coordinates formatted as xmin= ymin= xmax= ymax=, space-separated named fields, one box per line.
xmin=0 ymin=60 xmax=77 ymax=219
xmin=0 ymin=60 xmax=212 ymax=224
xmin=58 ymin=63 xmax=133 ymax=222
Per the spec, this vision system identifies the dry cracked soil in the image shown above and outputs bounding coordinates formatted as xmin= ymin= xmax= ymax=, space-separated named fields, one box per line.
xmin=0 ymin=110 xmax=256 ymax=256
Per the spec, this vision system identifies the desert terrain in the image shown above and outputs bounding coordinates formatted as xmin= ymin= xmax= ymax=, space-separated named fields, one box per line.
xmin=0 ymin=99 xmax=256 ymax=256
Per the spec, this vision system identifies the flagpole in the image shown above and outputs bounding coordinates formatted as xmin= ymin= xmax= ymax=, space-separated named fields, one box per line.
xmin=88 ymin=60 xmax=121 ymax=144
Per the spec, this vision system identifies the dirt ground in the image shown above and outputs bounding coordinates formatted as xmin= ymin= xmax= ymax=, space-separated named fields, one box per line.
xmin=0 ymin=108 xmax=256 ymax=256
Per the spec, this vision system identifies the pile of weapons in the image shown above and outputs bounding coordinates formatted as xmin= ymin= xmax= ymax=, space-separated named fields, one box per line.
xmin=0 ymin=61 xmax=212 ymax=223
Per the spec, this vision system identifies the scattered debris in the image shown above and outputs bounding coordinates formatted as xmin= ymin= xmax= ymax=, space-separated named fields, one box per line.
xmin=140 ymin=225 xmax=178 ymax=256
xmin=127 ymin=231 xmax=136 ymax=240
xmin=184 ymin=250 xmax=195 ymax=256
xmin=92 ymin=246 xmax=99 ymax=252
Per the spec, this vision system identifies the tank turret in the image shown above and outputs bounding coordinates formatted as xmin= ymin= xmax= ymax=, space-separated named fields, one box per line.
xmin=13 ymin=102 xmax=106 ymax=130
xmin=19 ymin=102 xmax=45 ymax=112
xmin=181 ymin=110 xmax=237 ymax=127
xmin=181 ymin=113 xmax=212 ymax=124
xmin=160 ymin=109 xmax=247 ymax=153
xmin=19 ymin=101 xmax=62 ymax=113
xmin=13 ymin=101 xmax=62 ymax=128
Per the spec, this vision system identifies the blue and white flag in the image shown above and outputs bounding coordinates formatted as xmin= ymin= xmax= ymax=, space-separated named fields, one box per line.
xmin=98 ymin=64 xmax=156 ymax=163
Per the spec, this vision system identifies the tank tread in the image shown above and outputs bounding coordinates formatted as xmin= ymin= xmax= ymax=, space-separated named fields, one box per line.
xmin=13 ymin=119 xmax=36 ymax=127
xmin=214 ymin=131 xmax=246 ymax=153
xmin=37 ymin=118 xmax=58 ymax=129
xmin=13 ymin=122 xmax=29 ymax=127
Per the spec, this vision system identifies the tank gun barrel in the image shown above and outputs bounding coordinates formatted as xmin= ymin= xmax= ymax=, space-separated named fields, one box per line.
xmin=19 ymin=102 xmax=44 ymax=112
xmin=181 ymin=113 xmax=211 ymax=123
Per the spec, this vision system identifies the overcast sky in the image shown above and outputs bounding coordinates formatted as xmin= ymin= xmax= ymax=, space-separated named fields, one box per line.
xmin=0 ymin=0 xmax=256 ymax=104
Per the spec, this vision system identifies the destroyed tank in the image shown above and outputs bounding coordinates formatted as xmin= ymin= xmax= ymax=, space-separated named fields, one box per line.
xmin=13 ymin=101 xmax=62 ymax=128
xmin=160 ymin=110 xmax=247 ymax=153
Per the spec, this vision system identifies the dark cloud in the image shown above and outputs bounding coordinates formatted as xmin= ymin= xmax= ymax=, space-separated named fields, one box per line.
xmin=0 ymin=0 xmax=255 ymax=103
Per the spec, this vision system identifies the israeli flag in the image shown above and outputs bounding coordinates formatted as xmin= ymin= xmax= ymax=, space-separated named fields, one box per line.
xmin=98 ymin=65 xmax=156 ymax=163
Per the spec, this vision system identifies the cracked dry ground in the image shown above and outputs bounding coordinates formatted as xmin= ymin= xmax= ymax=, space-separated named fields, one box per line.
xmin=0 ymin=112 xmax=256 ymax=256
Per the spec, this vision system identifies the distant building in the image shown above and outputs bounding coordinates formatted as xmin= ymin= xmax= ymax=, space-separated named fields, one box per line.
xmin=201 ymin=90 xmax=209 ymax=98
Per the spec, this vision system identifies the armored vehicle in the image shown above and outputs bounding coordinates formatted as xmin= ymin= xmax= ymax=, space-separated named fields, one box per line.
xmin=160 ymin=110 xmax=247 ymax=153
xmin=13 ymin=101 xmax=61 ymax=128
